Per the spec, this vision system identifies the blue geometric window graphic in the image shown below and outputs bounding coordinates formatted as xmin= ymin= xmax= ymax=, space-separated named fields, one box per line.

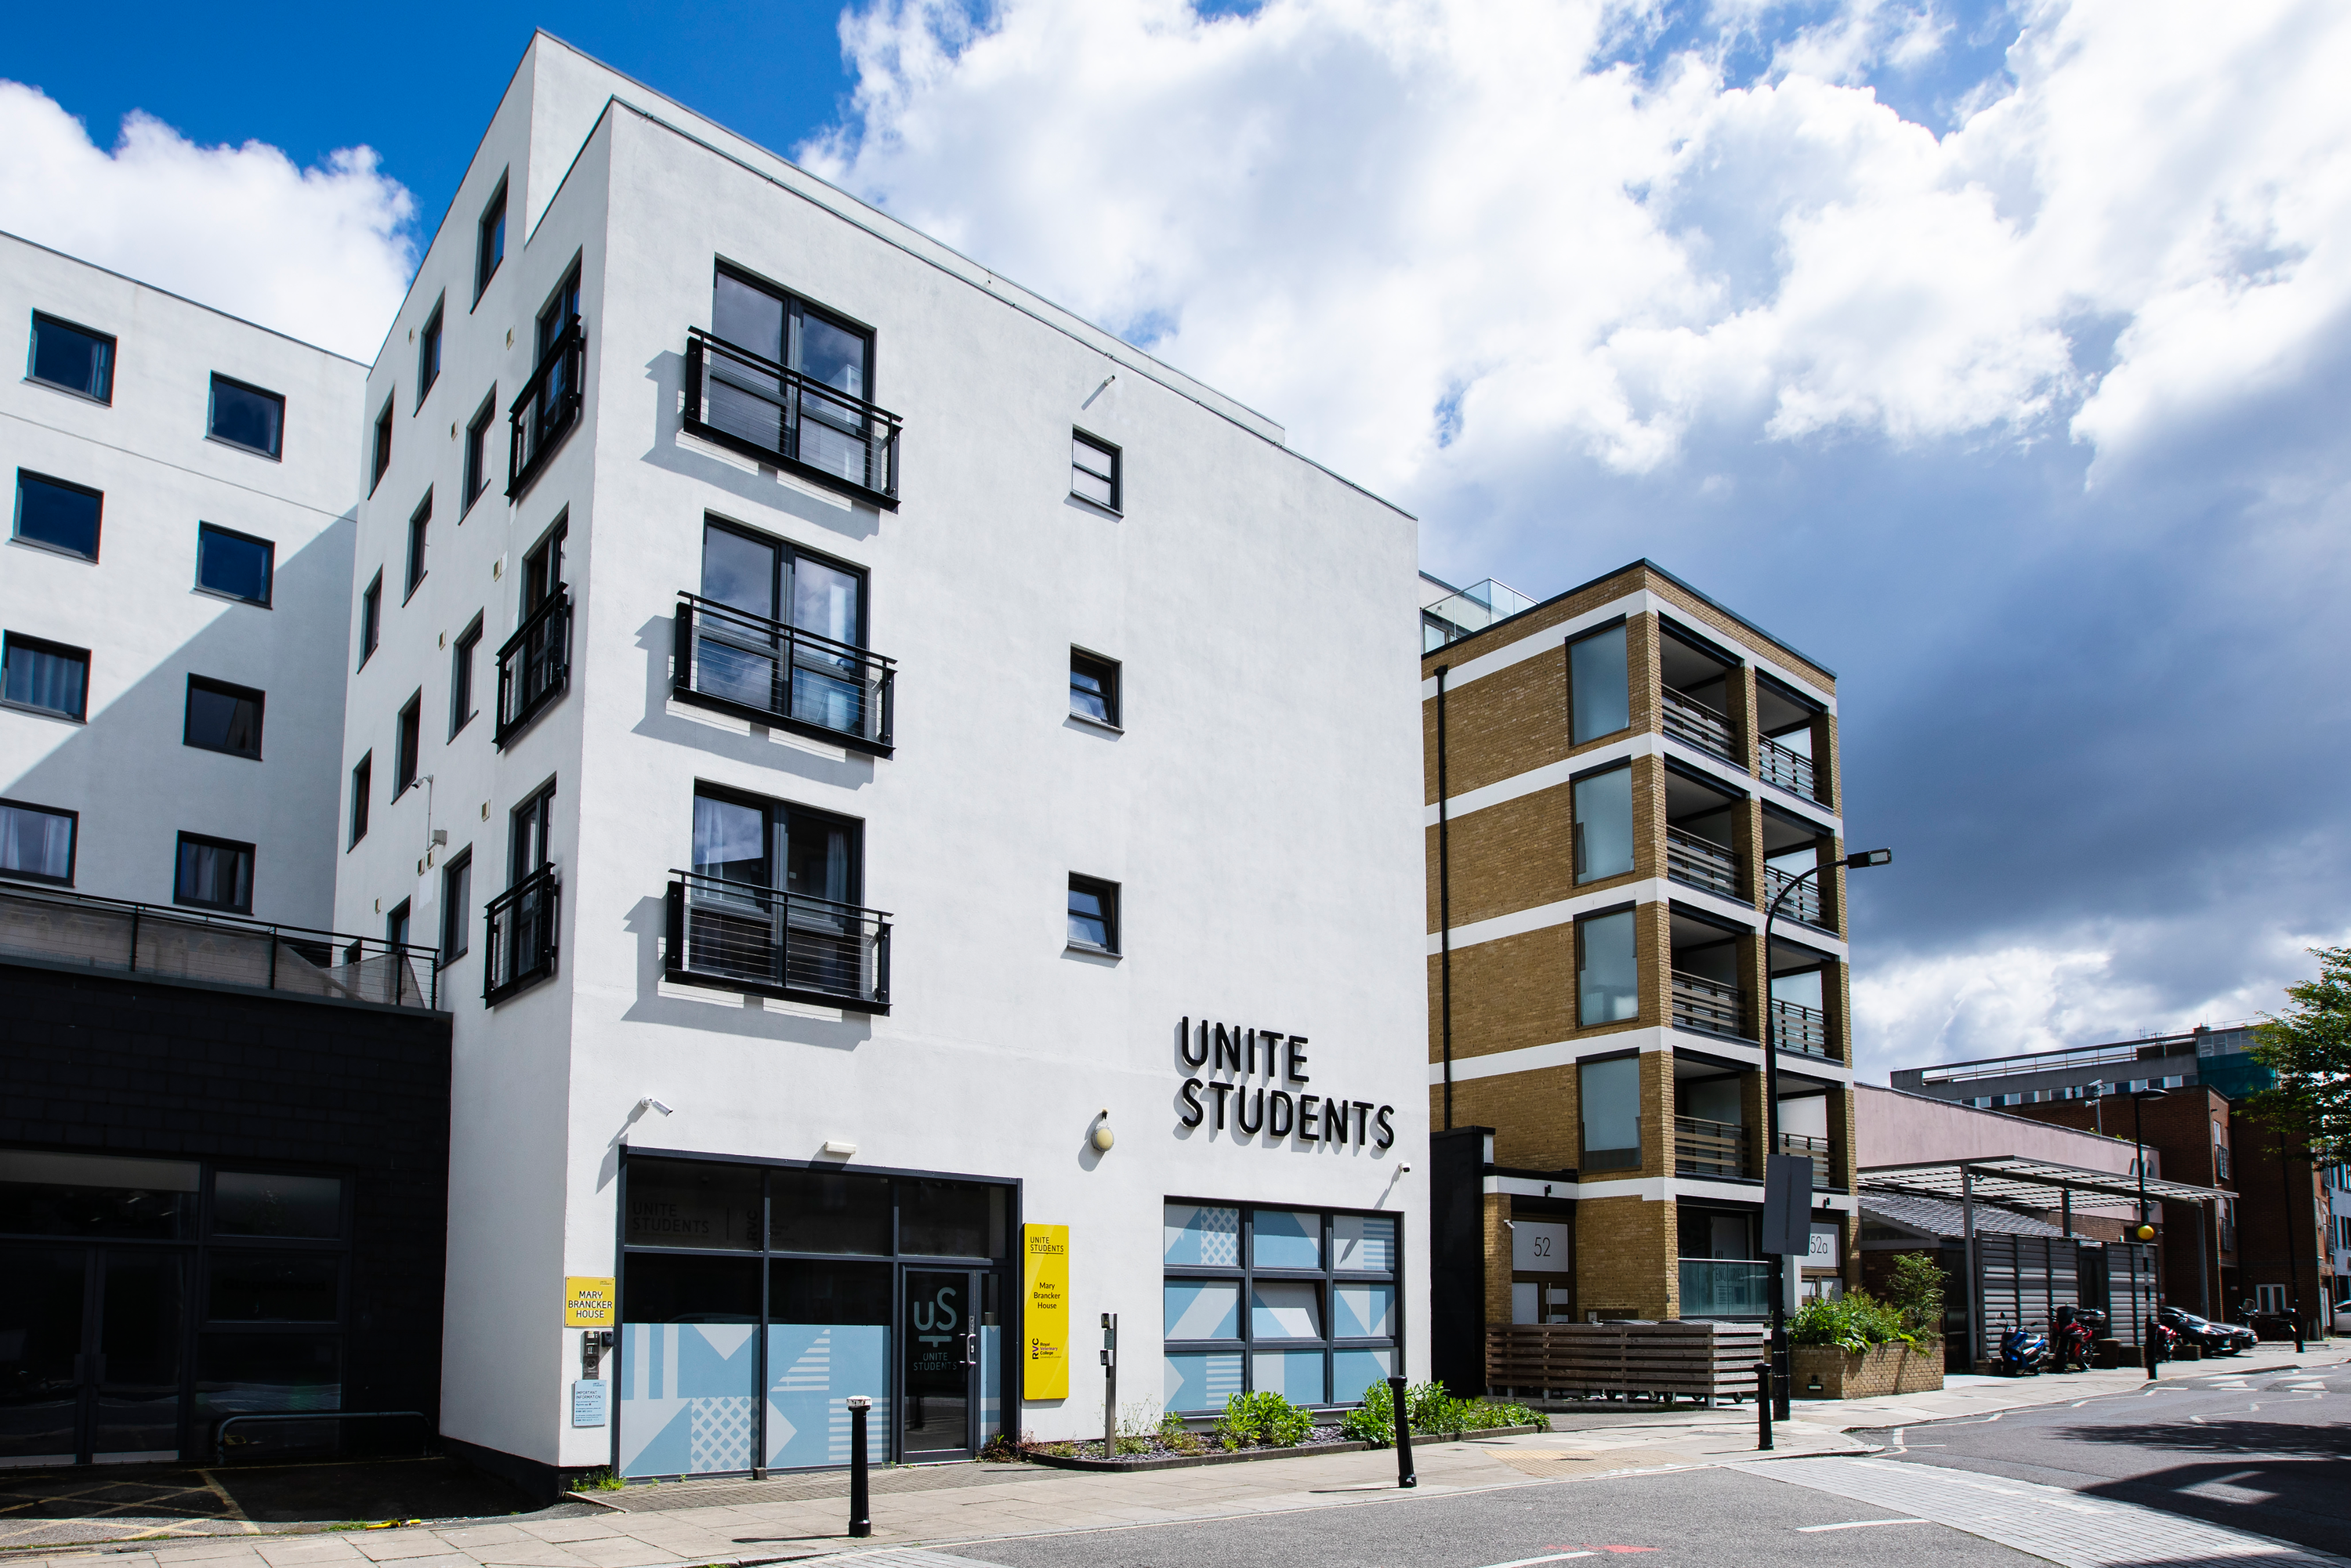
xmin=1161 ymin=1203 xmax=1400 ymax=1414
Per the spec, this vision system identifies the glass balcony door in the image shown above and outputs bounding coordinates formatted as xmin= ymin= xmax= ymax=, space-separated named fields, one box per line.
xmin=710 ymin=270 xmax=875 ymax=486
xmin=699 ymin=523 xmax=868 ymax=735
xmin=689 ymin=790 xmax=864 ymax=994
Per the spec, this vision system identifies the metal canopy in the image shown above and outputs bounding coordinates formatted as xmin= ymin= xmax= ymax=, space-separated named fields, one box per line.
xmin=1859 ymin=1155 xmax=2225 ymax=1211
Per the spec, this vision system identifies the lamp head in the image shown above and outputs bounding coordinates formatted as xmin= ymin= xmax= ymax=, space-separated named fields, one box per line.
xmin=1091 ymin=1110 xmax=1114 ymax=1152
xmin=2134 ymin=1222 xmax=2155 ymax=1241
xmin=1843 ymin=849 xmax=1893 ymax=869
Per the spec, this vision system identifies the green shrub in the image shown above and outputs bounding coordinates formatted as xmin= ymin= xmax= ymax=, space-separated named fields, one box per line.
xmin=1883 ymin=1253 xmax=1948 ymax=1339
xmin=1218 ymin=1389 xmax=1314 ymax=1447
xmin=1157 ymin=1410 xmax=1204 ymax=1454
xmin=1339 ymin=1381 xmax=1398 ymax=1445
xmin=1788 ymin=1290 xmax=1911 ymax=1353
xmin=1340 ymin=1380 xmax=1551 ymax=1444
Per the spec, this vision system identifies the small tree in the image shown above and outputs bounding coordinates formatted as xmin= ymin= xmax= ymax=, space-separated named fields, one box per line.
xmin=2245 ymin=945 xmax=2351 ymax=1163
xmin=1882 ymin=1251 xmax=1947 ymax=1341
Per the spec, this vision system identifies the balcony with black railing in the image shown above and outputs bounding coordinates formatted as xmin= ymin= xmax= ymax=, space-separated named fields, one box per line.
xmin=1674 ymin=1115 xmax=1749 ymax=1179
xmin=495 ymin=589 xmax=571 ymax=749
xmin=683 ymin=329 xmax=901 ymax=509
xmin=1777 ymin=1132 xmax=1834 ymax=1189
xmin=1759 ymin=732 xmax=1817 ymax=801
xmin=1661 ymin=686 xmax=1737 ymax=763
xmin=1672 ymin=969 xmax=1744 ymax=1037
xmin=508 ymin=317 xmax=583 ymax=499
xmin=1764 ymin=861 xmax=1826 ymax=928
xmin=1666 ymin=827 xmax=1740 ymax=899
xmin=484 ymin=864 xmax=559 ymax=1005
xmin=1770 ymin=995 xmax=1831 ymax=1059
xmin=665 ymin=870 xmax=891 ymax=1013
xmin=0 ymin=879 xmax=439 ymax=1010
xmin=672 ymin=592 xmax=894 ymax=756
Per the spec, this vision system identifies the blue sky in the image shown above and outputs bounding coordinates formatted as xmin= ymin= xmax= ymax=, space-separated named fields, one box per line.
xmin=6 ymin=0 xmax=2346 ymax=1080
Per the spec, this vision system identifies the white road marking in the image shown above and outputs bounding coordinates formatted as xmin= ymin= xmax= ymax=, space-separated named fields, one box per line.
xmin=1475 ymin=1554 xmax=1597 ymax=1566
xmin=1796 ymin=1519 xmax=1929 ymax=1533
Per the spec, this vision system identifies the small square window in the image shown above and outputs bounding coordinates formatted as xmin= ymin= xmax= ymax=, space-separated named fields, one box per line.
xmin=196 ymin=523 xmax=274 ymax=606
xmin=1072 ymin=431 xmax=1121 ymax=511
xmin=208 ymin=374 xmax=284 ymax=459
xmin=464 ymin=389 xmax=497 ymax=509
xmin=174 ymin=831 xmax=254 ymax=913
xmin=14 ymin=470 xmax=102 ymax=560
xmin=2 ymin=632 xmax=89 ymax=722
xmin=359 ymin=572 xmax=382 ymax=668
xmin=27 ymin=313 xmax=114 ymax=404
xmin=1068 ymin=874 xmax=1120 ymax=955
xmin=451 ymin=615 xmax=482 ymax=737
xmin=1070 ymin=649 xmax=1120 ymax=728
xmin=476 ymin=179 xmax=508 ymax=302
xmin=184 ymin=675 xmax=264 ymax=760
xmin=405 ymin=491 xmax=431 ymax=599
xmin=0 ymin=798 xmax=78 ymax=885
xmin=349 ymin=755 xmax=371 ymax=847
xmin=417 ymin=301 xmax=443 ymax=405
xmin=394 ymin=691 xmax=422 ymax=796
xmin=371 ymin=397 xmax=393 ymax=493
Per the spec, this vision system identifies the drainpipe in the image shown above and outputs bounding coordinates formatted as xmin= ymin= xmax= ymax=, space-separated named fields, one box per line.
xmin=1436 ymin=664 xmax=1454 ymax=1132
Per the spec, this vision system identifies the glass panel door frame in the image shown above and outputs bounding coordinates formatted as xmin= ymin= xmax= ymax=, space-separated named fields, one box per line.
xmin=614 ymin=1150 xmax=1017 ymax=1477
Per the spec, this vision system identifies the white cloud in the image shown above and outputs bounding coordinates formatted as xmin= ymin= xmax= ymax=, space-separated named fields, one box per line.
xmin=804 ymin=0 xmax=2351 ymax=491
xmin=0 ymin=82 xmax=415 ymax=361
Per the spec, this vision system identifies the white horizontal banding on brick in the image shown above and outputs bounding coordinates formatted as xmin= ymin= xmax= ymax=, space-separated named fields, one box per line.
xmin=1427 ymin=878 xmax=1852 ymax=960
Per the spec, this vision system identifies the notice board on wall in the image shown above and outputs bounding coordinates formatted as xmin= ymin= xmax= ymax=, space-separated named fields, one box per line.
xmin=1022 ymin=1223 xmax=1070 ymax=1400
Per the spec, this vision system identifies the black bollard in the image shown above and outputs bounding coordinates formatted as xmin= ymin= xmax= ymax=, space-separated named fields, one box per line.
xmin=1388 ymin=1375 xmax=1416 ymax=1489
xmin=2143 ymin=1331 xmax=2158 ymax=1382
xmin=846 ymin=1396 xmax=871 ymax=1537
xmin=1755 ymin=1363 xmax=1773 ymax=1451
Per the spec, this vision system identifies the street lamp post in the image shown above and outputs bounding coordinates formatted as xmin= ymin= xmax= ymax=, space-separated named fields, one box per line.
xmin=1762 ymin=846 xmax=1891 ymax=1421
xmin=2130 ymin=1088 xmax=2165 ymax=1378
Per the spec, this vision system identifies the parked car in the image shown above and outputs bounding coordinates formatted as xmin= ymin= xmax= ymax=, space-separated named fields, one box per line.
xmin=2333 ymin=1302 xmax=2351 ymax=1335
xmin=2157 ymin=1306 xmax=2255 ymax=1355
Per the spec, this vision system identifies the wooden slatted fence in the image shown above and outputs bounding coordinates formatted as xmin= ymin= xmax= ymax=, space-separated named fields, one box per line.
xmin=1485 ymin=1320 xmax=1770 ymax=1406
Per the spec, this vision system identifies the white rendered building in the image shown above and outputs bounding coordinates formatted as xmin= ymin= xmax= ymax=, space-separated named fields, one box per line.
xmin=330 ymin=34 xmax=1426 ymax=1490
xmin=2 ymin=233 xmax=360 ymax=926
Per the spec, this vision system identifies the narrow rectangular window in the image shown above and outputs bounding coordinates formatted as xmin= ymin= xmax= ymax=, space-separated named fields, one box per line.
xmin=173 ymin=831 xmax=254 ymax=913
xmin=1576 ymin=908 xmax=1639 ymax=1027
xmin=207 ymin=374 xmax=284 ymax=459
xmin=1070 ymin=649 xmax=1120 ymax=727
xmin=404 ymin=491 xmax=431 ymax=599
xmin=475 ymin=178 xmax=507 ymax=301
xmin=1071 ymin=431 xmax=1120 ymax=511
xmin=464 ymin=389 xmax=496 ymax=508
xmin=1068 ymin=875 xmax=1120 ymax=954
xmin=0 ymin=798 xmax=78 ymax=885
xmin=1571 ymin=764 xmax=1635 ymax=885
xmin=349 ymin=755 xmax=371 ymax=846
xmin=1568 ymin=624 xmax=1630 ymax=744
xmin=394 ymin=692 xmax=422 ymax=796
xmin=511 ymin=781 xmax=556 ymax=884
xmin=2 ymin=632 xmax=89 ymax=721
xmin=416 ymin=300 xmax=443 ymax=405
xmin=27 ymin=313 xmax=114 ymax=403
xmin=358 ymin=573 xmax=382 ymax=667
xmin=195 ymin=523 xmax=274 ymax=606
xmin=14 ymin=471 xmax=103 ymax=560
xmin=371 ymin=397 xmax=393 ymax=492
xmin=441 ymin=849 xmax=473 ymax=961
xmin=523 ymin=519 xmax=566 ymax=613
xmin=183 ymin=675 xmax=265 ymax=760
xmin=386 ymin=899 xmax=412 ymax=951
xmin=1578 ymin=1055 xmax=1641 ymax=1171
xmin=451 ymin=614 xmax=482 ymax=736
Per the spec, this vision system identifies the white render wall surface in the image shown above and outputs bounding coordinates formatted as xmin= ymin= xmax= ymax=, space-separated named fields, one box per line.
xmin=335 ymin=37 xmax=1429 ymax=1472
xmin=1 ymin=233 xmax=360 ymax=927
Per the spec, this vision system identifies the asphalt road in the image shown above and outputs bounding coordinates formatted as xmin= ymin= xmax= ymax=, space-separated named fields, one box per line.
xmin=954 ymin=1467 xmax=2040 ymax=1568
xmin=1855 ymin=1359 xmax=2351 ymax=1557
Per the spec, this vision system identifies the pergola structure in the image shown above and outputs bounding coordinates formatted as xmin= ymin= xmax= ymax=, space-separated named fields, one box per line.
xmin=1860 ymin=1156 xmax=2230 ymax=1363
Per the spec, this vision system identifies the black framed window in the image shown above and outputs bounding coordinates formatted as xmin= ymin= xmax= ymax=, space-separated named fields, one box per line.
xmin=464 ymin=389 xmax=496 ymax=509
xmin=538 ymin=266 xmax=581 ymax=361
xmin=349 ymin=755 xmax=371 ymax=847
xmin=174 ymin=831 xmax=254 ymax=913
xmin=511 ymin=780 xmax=556 ymax=885
xmin=712 ymin=264 xmax=873 ymax=400
xmin=451 ymin=614 xmax=482 ymax=736
xmin=440 ymin=849 xmax=472 ymax=962
xmin=1067 ymin=875 xmax=1119 ymax=955
xmin=1164 ymin=1204 xmax=1399 ymax=1413
xmin=690 ymin=784 xmax=860 ymax=905
xmin=14 ymin=470 xmax=102 ymax=560
xmin=475 ymin=178 xmax=507 ymax=302
xmin=1576 ymin=907 xmax=1639 ymax=1027
xmin=358 ymin=572 xmax=382 ymax=668
xmin=1578 ymin=1053 xmax=1641 ymax=1171
xmin=28 ymin=313 xmax=115 ymax=403
xmin=405 ymin=491 xmax=430 ymax=599
xmin=386 ymin=900 xmax=411 ymax=951
xmin=699 ymin=517 xmax=867 ymax=654
xmin=2 ymin=632 xmax=89 ymax=721
xmin=184 ymin=675 xmax=264 ymax=760
xmin=1571 ymin=762 xmax=1634 ymax=885
xmin=207 ymin=374 xmax=284 ymax=459
xmin=523 ymin=518 xmax=566 ymax=614
xmin=394 ymin=693 xmax=422 ymax=797
xmin=371 ymin=397 xmax=393 ymax=493
xmin=1070 ymin=649 xmax=1119 ymax=727
xmin=416 ymin=300 xmax=443 ymax=405
xmin=1568 ymin=622 xmax=1630 ymax=744
xmin=1071 ymin=431 xmax=1120 ymax=512
xmin=0 ymin=798 xmax=77 ymax=885
xmin=196 ymin=523 xmax=273 ymax=606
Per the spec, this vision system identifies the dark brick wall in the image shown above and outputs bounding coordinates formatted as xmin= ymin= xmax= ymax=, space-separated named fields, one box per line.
xmin=0 ymin=961 xmax=453 ymax=1426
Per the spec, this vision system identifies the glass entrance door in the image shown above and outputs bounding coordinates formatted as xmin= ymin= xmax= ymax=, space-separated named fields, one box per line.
xmin=0 ymin=1248 xmax=85 ymax=1466
xmin=92 ymin=1252 xmax=183 ymax=1461
xmin=900 ymin=1270 xmax=976 ymax=1461
xmin=0 ymin=1248 xmax=185 ymax=1465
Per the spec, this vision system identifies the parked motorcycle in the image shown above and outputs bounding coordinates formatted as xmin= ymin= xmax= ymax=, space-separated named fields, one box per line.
xmin=1998 ymin=1325 xmax=2050 ymax=1376
xmin=2052 ymin=1306 xmax=2104 ymax=1372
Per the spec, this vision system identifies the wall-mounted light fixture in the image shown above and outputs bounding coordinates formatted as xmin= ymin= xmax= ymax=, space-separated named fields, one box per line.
xmin=1091 ymin=1110 xmax=1114 ymax=1152
xmin=636 ymin=1097 xmax=673 ymax=1118
xmin=821 ymin=1140 xmax=857 ymax=1157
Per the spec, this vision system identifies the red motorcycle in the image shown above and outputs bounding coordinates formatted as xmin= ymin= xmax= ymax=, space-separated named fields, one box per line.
xmin=2052 ymin=1305 xmax=2103 ymax=1372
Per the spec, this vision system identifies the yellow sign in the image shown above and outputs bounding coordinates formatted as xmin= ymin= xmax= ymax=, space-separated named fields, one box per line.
xmin=1021 ymin=1225 xmax=1070 ymax=1400
xmin=564 ymin=1276 xmax=618 ymax=1328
